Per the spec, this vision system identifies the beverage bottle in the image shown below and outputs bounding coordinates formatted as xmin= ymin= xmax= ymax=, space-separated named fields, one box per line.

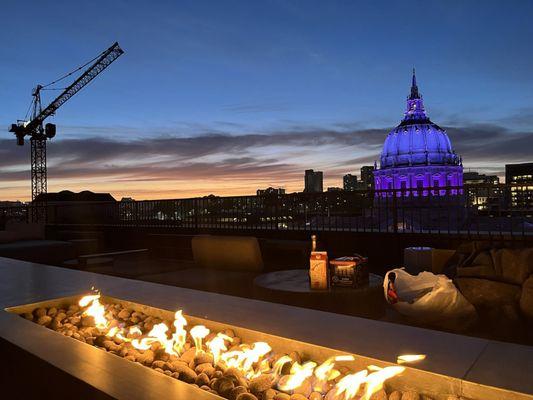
xmin=309 ymin=234 xmax=328 ymax=290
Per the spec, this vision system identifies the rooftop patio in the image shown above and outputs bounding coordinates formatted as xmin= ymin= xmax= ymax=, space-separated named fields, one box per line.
xmin=0 ymin=187 xmax=532 ymax=399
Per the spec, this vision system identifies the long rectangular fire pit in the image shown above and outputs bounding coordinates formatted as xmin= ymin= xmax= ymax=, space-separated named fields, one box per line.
xmin=4 ymin=291 xmax=531 ymax=400
xmin=0 ymin=257 xmax=532 ymax=400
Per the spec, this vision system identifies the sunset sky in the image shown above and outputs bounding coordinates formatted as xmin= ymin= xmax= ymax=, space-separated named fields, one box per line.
xmin=1 ymin=0 xmax=533 ymax=201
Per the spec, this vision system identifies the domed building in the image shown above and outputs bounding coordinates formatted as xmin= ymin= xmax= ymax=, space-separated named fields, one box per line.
xmin=373 ymin=70 xmax=463 ymax=194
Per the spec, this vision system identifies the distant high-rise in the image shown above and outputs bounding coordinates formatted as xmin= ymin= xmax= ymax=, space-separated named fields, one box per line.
xmin=463 ymin=171 xmax=501 ymax=211
xmin=304 ymin=169 xmax=323 ymax=193
xmin=506 ymin=163 xmax=533 ymax=209
xmin=463 ymin=171 xmax=499 ymax=185
xmin=257 ymin=187 xmax=286 ymax=196
xmin=343 ymin=174 xmax=358 ymax=191
xmin=360 ymin=166 xmax=375 ymax=190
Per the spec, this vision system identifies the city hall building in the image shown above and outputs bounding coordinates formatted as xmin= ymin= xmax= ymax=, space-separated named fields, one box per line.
xmin=374 ymin=71 xmax=463 ymax=195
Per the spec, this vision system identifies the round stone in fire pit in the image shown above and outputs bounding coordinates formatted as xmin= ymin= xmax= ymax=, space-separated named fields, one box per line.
xmin=253 ymin=270 xmax=385 ymax=318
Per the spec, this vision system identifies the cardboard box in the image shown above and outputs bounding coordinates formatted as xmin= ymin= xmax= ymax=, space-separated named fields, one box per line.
xmin=309 ymin=251 xmax=328 ymax=290
xmin=330 ymin=255 xmax=368 ymax=288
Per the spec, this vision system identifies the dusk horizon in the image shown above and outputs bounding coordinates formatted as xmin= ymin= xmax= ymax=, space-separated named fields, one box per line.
xmin=2 ymin=0 xmax=533 ymax=201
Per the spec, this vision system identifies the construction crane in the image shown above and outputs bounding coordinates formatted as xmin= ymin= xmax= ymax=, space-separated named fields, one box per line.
xmin=9 ymin=42 xmax=124 ymax=217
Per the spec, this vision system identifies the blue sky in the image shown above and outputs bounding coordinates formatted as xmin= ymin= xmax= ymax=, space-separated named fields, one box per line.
xmin=1 ymin=0 xmax=533 ymax=200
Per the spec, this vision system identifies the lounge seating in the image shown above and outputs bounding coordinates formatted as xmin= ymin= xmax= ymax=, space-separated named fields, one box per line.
xmin=442 ymin=242 xmax=533 ymax=343
xmin=139 ymin=235 xmax=264 ymax=298
xmin=0 ymin=221 xmax=75 ymax=265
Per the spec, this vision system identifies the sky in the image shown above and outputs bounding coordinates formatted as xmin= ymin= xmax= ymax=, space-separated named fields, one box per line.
xmin=1 ymin=0 xmax=533 ymax=201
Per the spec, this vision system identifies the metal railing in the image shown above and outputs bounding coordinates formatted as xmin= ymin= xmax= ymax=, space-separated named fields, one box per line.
xmin=2 ymin=184 xmax=532 ymax=238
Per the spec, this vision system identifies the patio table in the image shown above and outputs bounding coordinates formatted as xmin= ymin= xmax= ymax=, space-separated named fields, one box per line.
xmin=253 ymin=269 xmax=385 ymax=318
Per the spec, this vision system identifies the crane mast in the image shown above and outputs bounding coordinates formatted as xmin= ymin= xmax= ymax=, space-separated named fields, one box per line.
xmin=9 ymin=42 xmax=124 ymax=219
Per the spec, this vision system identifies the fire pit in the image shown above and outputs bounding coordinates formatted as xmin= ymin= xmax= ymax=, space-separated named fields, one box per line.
xmin=6 ymin=290 xmax=526 ymax=400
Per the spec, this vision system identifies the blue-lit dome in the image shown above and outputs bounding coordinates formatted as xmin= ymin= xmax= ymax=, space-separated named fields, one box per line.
xmin=379 ymin=71 xmax=461 ymax=169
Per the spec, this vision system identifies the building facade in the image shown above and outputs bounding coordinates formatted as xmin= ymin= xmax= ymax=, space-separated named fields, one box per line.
xmin=304 ymin=169 xmax=323 ymax=193
xmin=257 ymin=187 xmax=286 ymax=196
xmin=506 ymin=163 xmax=533 ymax=209
xmin=360 ymin=166 xmax=375 ymax=190
xmin=343 ymin=174 xmax=358 ymax=191
xmin=373 ymin=71 xmax=463 ymax=195
xmin=463 ymin=171 xmax=501 ymax=211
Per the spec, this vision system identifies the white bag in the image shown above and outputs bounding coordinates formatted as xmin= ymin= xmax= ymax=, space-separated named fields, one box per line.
xmin=384 ymin=268 xmax=477 ymax=329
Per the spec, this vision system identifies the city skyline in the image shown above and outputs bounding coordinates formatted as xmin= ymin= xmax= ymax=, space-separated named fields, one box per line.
xmin=2 ymin=1 xmax=533 ymax=201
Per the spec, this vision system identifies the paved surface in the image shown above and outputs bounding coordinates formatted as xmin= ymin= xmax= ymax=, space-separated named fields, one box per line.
xmin=0 ymin=257 xmax=532 ymax=399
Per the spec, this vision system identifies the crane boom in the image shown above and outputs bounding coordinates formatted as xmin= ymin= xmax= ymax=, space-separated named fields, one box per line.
xmin=24 ymin=42 xmax=124 ymax=133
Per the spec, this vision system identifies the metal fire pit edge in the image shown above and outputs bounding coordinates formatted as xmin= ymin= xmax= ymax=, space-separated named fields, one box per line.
xmin=5 ymin=294 xmax=532 ymax=400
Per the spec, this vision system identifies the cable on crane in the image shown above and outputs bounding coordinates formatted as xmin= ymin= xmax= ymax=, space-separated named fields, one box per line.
xmin=23 ymin=98 xmax=35 ymax=121
xmin=40 ymin=48 xmax=108 ymax=89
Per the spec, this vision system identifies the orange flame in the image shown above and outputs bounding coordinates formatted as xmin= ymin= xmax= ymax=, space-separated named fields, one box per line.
xmin=207 ymin=332 xmax=233 ymax=365
xmin=278 ymin=361 xmax=317 ymax=391
xmin=190 ymin=325 xmax=210 ymax=354
xmin=361 ymin=366 xmax=405 ymax=400
xmin=78 ymin=293 xmax=108 ymax=329
xmin=171 ymin=310 xmax=188 ymax=354
xmin=334 ymin=370 xmax=368 ymax=400
xmin=397 ymin=354 xmax=426 ymax=364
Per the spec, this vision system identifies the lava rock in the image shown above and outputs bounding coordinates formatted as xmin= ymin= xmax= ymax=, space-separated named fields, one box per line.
xmin=22 ymin=312 xmax=33 ymax=321
xmin=216 ymin=376 xmax=235 ymax=397
xmin=117 ymin=309 xmax=131 ymax=320
xmin=37 ymin=315 xmax=52 ymax=326
xmin=172 ymin=363 xmax=197 ymax=383
xmin=34 ymin=308 xmax=47 ymax=318
xmin=236 ymin=394 xmax=258 ymax=400
xmin=249 ymin=374 xmax=274 ymax=394
xmin=137 ymin=349 xmax=155 ymax=365
xmin=195 ymin=372 xmax=210 ymax=387
xmin=80 ymin=315 xmax=95 ymax=326
xmin=401 ymin=392 xmax=420 ymax=400
xmin=389 ymin=391 xmax=402 ymax=400
xmin=309 ymin=392 xmax=322 ymax=400
xmin=152 ymin=360 xmax=167 ymax=370
xmin=263 ymin=389 xmax=278 ymax=400
xmin=195 ymin=363 xmax=215 ymax=377
xmin=289 ymin=394 xmax=307 ymax=400
xmin=179 ymin=348 xmax=196 ymax=364
xmin=55 ymin=312 xmax=67 ymax=322
xmin=50 ymin=318 xmax=62 ymax=330
xmin=229 ymin=386 xmax=248 ymax=400
xmin=370 ymin=389 xmax=388 ymax=400
xmin=194 ymin=352 xmax=213 ymax=366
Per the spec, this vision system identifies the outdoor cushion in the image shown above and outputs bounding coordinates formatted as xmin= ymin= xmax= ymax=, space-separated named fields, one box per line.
xmin=192 ymin=235 xmax=263 ymax=272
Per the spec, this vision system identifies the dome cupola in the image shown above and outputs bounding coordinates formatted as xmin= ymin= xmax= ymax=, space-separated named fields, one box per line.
xmin=379 ymin=69 xmax=461 ymax=169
